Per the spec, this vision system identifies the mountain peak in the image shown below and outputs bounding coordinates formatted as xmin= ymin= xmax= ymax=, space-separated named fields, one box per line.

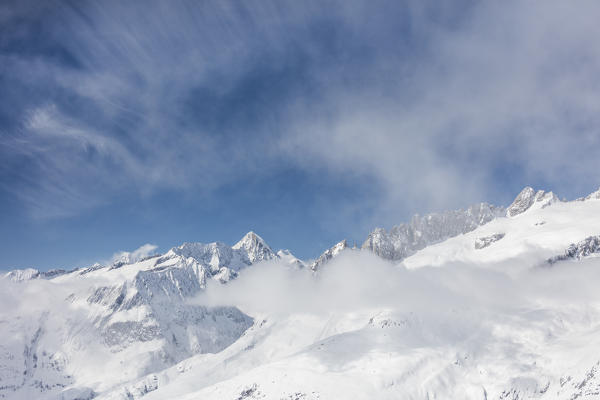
xmin=507 ymin=187 xmax=536 ymax=217
xmin=310 ymin=239 xmax=349 ymax=271
xmin=232 ymin=231 xmax=266 ymax=249
xmin=507 ymin=187 xmax=559 ymax=217
xmin=232 ymin=231 xmax=276 ymax=263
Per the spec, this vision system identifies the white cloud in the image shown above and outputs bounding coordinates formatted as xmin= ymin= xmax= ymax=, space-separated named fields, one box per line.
xmin=193 ymin=250 xmax=600 ymax=324
xmin=276 ymin=0 xmax=600 ymax=227
xmin=3 ymin=0 xmax=600 ymax=224
xmin=111 ymin=243 xmax=158 ymax=265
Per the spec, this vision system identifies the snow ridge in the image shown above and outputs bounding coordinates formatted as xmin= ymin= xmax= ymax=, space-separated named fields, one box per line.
xmin=4 ymin=267 xmax=68 ymax=282
xmin=310 ymin=240 xmax=350 ymax=271
xmin=507 ymin=187 xmax=560 ymax=217
xmin=577 ymin=187 xmax=600 ymax=201
xmin=362 ymin=202 xmax=504 ymax=261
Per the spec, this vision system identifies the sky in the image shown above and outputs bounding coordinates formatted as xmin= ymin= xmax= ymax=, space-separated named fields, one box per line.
xmin=1 ymin=0 xmax=600 ymax=270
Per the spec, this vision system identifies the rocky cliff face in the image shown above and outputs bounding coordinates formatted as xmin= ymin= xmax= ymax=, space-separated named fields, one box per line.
xmin=310 ymin=240 xmax=350 ymax=271
xmin=548 ymin=235 xmax=600 ymax=264
xmin=506 ymin=187 xmax=560 ymax=217
xmin=362 ymin=202 xmax=505 ymax=261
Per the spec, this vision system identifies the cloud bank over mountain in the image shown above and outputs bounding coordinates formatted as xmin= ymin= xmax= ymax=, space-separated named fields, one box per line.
xmin=194 ymin=248 xmax=600 ymax=319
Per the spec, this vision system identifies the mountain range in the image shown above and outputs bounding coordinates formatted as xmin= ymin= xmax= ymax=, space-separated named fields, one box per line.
xmin=3 ymin=186 xmax=600 ymax=400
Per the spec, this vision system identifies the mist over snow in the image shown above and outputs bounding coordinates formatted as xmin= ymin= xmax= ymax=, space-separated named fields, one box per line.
xmin=194 ymin=249 xmax=600 ymax=322
xmin=110 ymin=243 xmax=158 ymax=265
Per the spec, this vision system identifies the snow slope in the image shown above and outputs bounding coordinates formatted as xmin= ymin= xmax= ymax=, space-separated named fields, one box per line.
xmin=401 ymin=188 xmax=600 ymax=273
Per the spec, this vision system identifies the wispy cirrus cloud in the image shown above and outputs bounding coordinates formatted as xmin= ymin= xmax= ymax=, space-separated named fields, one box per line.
xmin=0 ymin=0 xmax=318 ymax=217
xmin=1 ymin=0 xmax=599 ymax=233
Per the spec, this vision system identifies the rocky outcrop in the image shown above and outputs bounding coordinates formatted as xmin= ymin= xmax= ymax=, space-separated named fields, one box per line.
xmin=310 ymin=240 xmax=349 ymax=271
xmin=507 ymin=187 xmax=559 ymax=217
xmin=548 ymin=235 xmax=600 ymax=265
xmin=474 ymin=233 xmax=505 ymax=249
xmin=362 ymin=203 xmax=504 ymax=261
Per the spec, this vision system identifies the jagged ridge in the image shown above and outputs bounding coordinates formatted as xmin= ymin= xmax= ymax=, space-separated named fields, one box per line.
xmin=361 ymin=202 xmax=505 ymax=261
xmin=548 ymin=235 xmax=600 ymax=265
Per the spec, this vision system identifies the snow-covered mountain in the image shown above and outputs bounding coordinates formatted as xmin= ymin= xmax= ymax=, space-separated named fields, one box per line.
xmin=4 ymin=267 xmax=69 ymax=282
xmin=505 ymin=187 xmax=560 ymax=217
xmin=400 ymin=187 xmax=599 ymax=272
xmin=276 ymin=249 xmax=306 ymax=270
xmin=309 ymin=239 xmax=352 ymax=271
xmin=3 ymin=187 xmax=600 ymax=400
xmin=0 ymin=232 xmax=291 ymax=400
xmin=232 ymin=231 xmax=277 ymax=264
xmin=361 ymin=202 xmax=505 ymax=261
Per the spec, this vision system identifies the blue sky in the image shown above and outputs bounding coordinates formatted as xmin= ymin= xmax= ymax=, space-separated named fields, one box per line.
xmin=1 ymin=0 xmax=600 ymax=270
